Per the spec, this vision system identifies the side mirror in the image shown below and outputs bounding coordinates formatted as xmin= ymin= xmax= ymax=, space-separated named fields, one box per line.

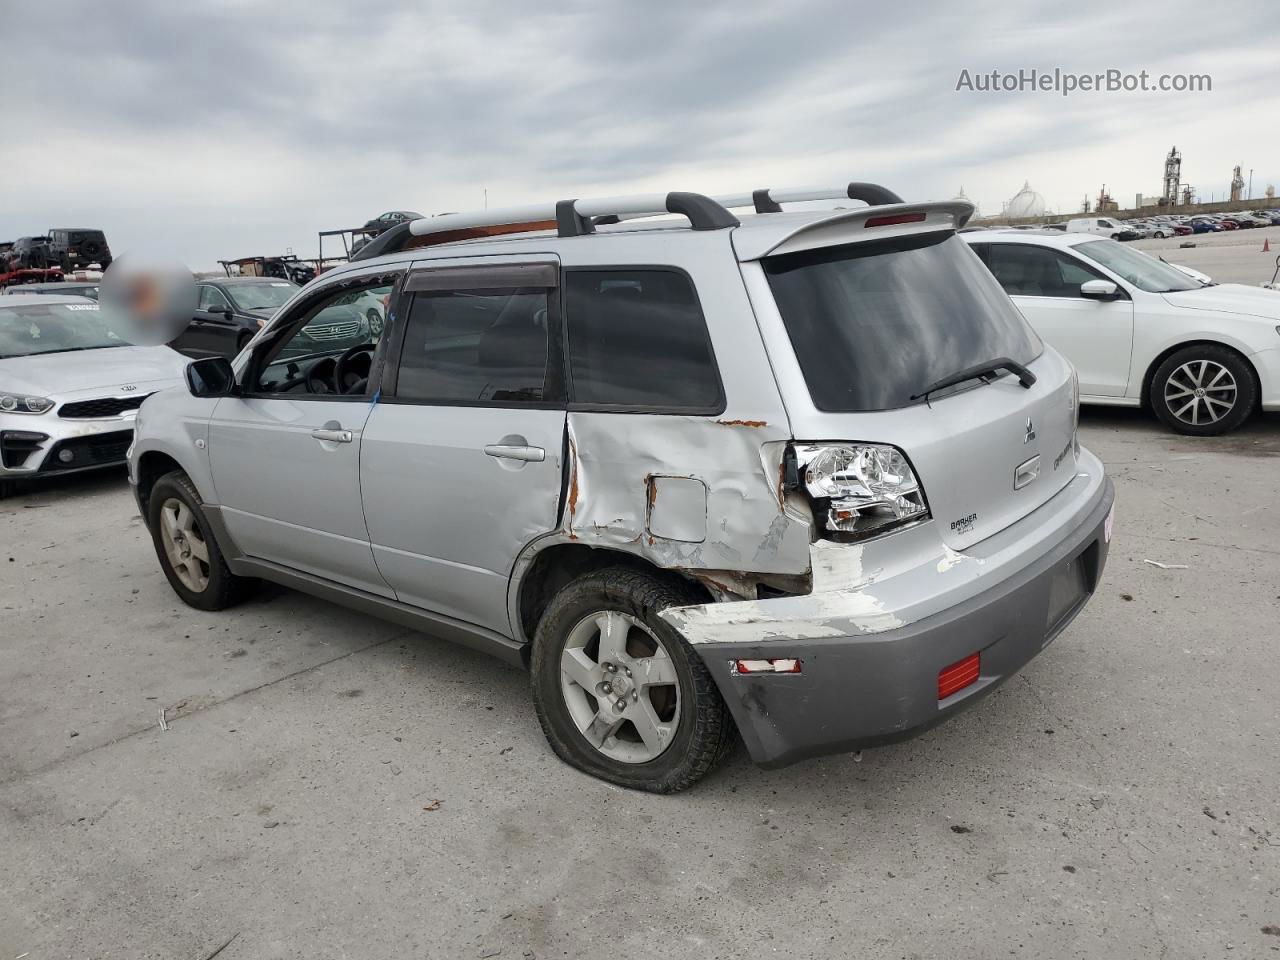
xmin=185 ymin=356 xmax=237 ymax=398
xmin=1080 ymin=279 xmax=1120 ymax=301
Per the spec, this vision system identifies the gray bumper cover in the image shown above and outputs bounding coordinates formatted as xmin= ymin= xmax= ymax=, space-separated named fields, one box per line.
xmin=697 ymin=478 xmax=1115 ymax=768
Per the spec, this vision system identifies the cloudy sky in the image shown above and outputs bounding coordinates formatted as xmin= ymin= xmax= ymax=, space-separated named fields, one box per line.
xmin=2 ymin=0 xmax=1276 ymax=269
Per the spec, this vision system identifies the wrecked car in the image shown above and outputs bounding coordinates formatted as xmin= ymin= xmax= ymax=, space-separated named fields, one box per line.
xmin=128 ymin=183 xmax=1114 ymax=792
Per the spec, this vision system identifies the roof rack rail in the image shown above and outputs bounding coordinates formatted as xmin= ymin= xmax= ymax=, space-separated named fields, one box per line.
xmin=709 ymin=182 xmax=903 ymax=214
xmin=350 ymin=191 xmax=739 ymax=262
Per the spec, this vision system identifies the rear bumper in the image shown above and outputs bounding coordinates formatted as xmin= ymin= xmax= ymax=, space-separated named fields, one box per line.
xmin=680 ymin=475 xmax=1114 ymax=769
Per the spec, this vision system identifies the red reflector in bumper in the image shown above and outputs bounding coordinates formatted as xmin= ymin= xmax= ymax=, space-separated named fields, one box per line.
xmin=865 ymin=212 xmax=927 ymax=228
xmin=732 ymin=658 xmax=802 ymax=675
xmin=938 ymin=652 xmax=980 ymax=700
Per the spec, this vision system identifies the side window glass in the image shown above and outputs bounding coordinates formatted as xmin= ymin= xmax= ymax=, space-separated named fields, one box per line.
xmin=1054 ymin=253 xmax=1107 ymax=297
xmin=395 ymin=288 xmax=551 ymax=404
xmin=987 ymin=245 xmax=1069 ymax=298
xmin=564 ymin=269 xmax=721 ymax=411
xmin=199 ymin=287 xmax=229 ymax=311
xmin=254 ymin=281 xmax=395 ymax=395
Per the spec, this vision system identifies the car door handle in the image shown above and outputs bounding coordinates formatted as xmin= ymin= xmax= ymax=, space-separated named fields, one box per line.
xmin=484 ymin=443 xmax=544 ymax=462
xmin=311 ymin=428 xmax=353 ymax=443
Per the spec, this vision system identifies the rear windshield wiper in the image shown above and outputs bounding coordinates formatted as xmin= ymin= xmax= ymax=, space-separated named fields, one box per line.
xmin=910 ymin=357 xmax=1036 ymax=403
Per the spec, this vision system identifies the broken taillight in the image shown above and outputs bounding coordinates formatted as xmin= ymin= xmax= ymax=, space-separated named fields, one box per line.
xmin=789 ymin=442 xmax=929 ymax=540
xmin=937 ymin=653 xmax=980 ymax=700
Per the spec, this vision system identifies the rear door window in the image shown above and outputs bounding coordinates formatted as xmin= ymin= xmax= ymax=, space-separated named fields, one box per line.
xmin=764 ymin=232 xmax=1042 ymax=412
xmin=564 ymin=269 xmax=722 ymax=412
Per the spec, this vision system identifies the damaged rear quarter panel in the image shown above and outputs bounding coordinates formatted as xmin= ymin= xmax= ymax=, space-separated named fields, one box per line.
xmin=560 ymin=413 xmax=810 ymax=574
xmin=507 ymin=231 xmax=814 ymax=638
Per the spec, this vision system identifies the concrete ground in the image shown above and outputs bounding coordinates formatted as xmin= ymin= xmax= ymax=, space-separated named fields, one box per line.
xmin=3 ymin=413 xmax=1279 ymax=959
xmin=1131 ymin=224 xmax=1280 ymax=286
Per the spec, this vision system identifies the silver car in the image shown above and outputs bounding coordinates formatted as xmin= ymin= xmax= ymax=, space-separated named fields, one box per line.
xmin=0 ymin=295 xmax=187 ymax=498
xmin=129 ymin=183 xmax=1115 ymax=792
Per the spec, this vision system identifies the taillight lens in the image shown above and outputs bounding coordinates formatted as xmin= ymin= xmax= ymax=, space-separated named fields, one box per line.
xmin=792 ymin=443 xmax=929 ymax=539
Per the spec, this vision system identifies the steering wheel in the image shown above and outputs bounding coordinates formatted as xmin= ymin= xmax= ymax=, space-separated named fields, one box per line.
xmin=305 ymin=357 xmax=337 ymax=394
xmin=335 ymin=344 xmax=375 ymax=395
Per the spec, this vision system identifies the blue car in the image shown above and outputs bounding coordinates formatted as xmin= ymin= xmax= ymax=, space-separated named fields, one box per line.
xmin=1189 ymin=219 xmax=1221 ymax=233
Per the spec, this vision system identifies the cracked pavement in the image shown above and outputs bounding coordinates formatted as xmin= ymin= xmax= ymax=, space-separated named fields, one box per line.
xmin=2 ymin=408 xmax=1279 ymax=959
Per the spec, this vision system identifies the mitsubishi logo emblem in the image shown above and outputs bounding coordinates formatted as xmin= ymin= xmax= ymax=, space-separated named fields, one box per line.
xmin=1024 ymin=418 xmax=1036 ymax=444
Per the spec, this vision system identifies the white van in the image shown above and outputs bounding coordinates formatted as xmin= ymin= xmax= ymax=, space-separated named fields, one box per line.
xmin=1066 ymin=217 xmax=1127 ymax=238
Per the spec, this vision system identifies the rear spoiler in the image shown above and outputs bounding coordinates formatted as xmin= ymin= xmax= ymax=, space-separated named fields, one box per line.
xmin=733 ymin=201 xmax=976 ymax=261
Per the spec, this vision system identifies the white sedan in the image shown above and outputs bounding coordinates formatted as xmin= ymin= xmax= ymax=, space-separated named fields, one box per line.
xmin=963 ymin=231 xmax=1280 ymax=434
xmin=0 ymin=294 xmax=187 ymax=498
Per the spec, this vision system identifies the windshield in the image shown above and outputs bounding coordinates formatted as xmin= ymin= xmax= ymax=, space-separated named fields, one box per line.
xmin=225 ymin=281 xmax=298 ymax=311
xmin=0 ymin=301 xmax=130 ymax=358
xmin=765 ymin=232 xmax=1043 ymax=412
xmin=1073 ymin=238 xmax=1200 ymax=292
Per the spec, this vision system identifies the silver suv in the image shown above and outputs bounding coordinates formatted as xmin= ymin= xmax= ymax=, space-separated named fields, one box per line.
xmin=129 ymin=183 xmax=1114 ymax=792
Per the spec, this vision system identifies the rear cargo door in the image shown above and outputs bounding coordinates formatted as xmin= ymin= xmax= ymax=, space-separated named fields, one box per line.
xmin=748 ymin=229 xmax=1079 ymax=550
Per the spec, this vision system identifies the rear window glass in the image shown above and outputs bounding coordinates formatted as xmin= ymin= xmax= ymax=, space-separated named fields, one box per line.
xmin=764 ymin=232 xmax=1043 ymax=412
xmin=565 ymin=269 xmax=721 ymax=411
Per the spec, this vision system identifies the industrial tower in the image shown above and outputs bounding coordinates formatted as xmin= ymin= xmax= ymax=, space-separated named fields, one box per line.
xmin=1163 ymin=147 xmax=1181 ymax=205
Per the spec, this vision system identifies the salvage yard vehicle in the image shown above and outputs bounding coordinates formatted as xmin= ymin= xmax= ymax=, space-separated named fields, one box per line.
xmin=129 ymin=183 xmax=1114 ymax=792
xmin=170 ymin=277 xmax=300 ymax=358
xmin=1 ymin=280 xmax=100 ymax=300
xmin=47 ymin=227 xmax=112 ymax=271
xmin=964 ymin=230 xmax=1280 ymax=434
xmin=219 ymin=255 xmax=316 ymax=286
xmin=5 ymin=235 xmax=55 ymax=270
xmin=0 ymin=295 xmax=186 ymax=499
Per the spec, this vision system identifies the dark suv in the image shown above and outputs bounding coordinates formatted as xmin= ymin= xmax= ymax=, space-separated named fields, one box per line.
xmin=6 ymin=236 xmax=54 ymax=270
xmin=47 ymin=228 xmax=112 ymax=270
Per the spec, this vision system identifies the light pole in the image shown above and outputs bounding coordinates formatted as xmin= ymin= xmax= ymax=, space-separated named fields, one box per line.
xmin=1248 ymin=169 xmax=1253 ymax=201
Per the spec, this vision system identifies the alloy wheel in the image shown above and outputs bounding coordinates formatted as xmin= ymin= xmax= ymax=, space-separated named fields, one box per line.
xmin=159 ymin=497 xmax=211 ymax=592
xmin=1164 ymin=360 xmax=1237 ymax=427
xmin=559 ymin=610 xmax=681 ymax=764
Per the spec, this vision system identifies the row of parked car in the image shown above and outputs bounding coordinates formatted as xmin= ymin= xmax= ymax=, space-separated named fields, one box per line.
xmin=1123 ymin=210 xmax=1280 ymax=237
xmin=995 ymin=210 xmax=1280 ymax=241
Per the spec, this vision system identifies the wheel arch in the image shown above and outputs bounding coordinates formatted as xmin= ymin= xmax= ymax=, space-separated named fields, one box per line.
xmin=134 ymin=449 xmax=192 ymax=520
xmin=1140 ymin=339 xmax=1261 ymax=410
xmin=511 ymin=541 xmax=713 ymax=660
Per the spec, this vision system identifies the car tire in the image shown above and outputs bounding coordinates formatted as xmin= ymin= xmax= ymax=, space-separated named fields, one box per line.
xmin=0 ymin=477 xmax=20 ymax=500
xmin=147 ymin=470 xmax=256 ymax=611
xmin=1150 ymin=345 xmax=1257 ymax=436
xmin=530 ymin=567 xmax=734 ymax=793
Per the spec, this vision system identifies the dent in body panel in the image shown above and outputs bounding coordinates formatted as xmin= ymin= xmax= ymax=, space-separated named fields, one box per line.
xmin=513 ymin=415 xmax=814 ymax=627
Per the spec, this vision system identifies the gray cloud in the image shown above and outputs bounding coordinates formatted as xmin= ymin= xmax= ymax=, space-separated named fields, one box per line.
xmin=1 ymin=0 xmax=1275 ymax=267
